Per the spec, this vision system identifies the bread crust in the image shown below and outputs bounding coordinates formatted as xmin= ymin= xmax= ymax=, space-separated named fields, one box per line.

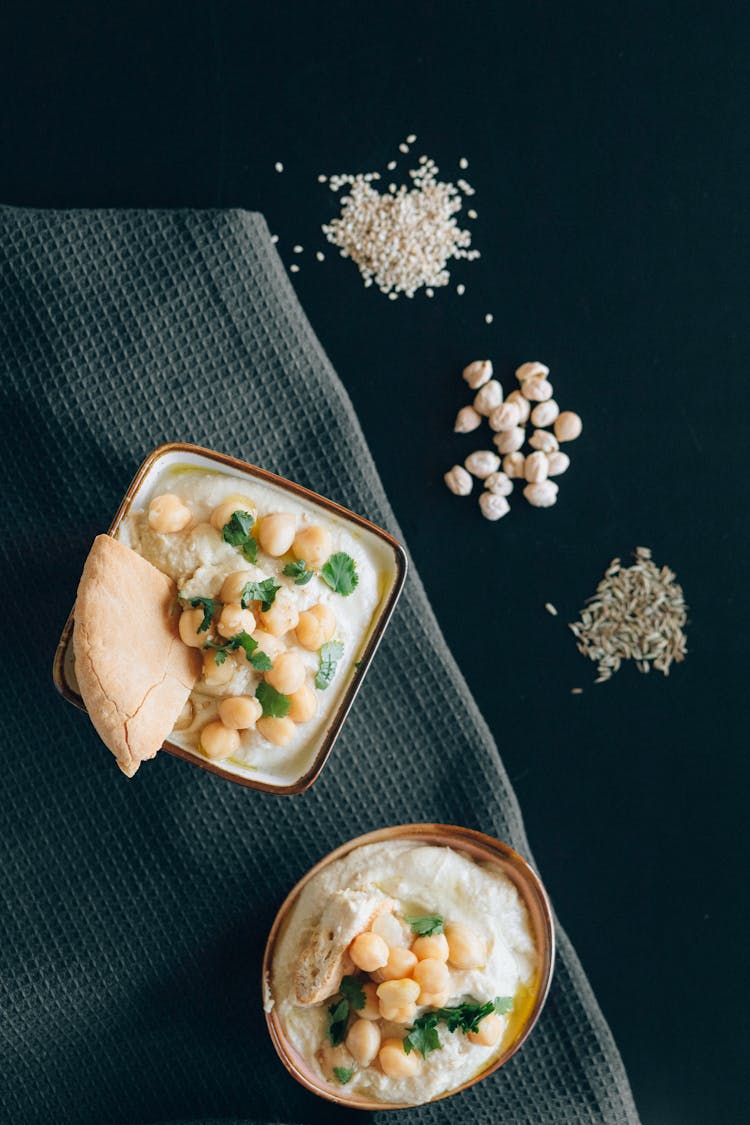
xmin=294 ymin=889 xmax=394 ymax=1005
xmin=72 ymin=534 xmax=200 ymax=776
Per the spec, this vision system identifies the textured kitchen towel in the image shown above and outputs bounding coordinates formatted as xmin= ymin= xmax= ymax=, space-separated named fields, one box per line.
xmin=0 ymin=206 xmax=639 ymax=1125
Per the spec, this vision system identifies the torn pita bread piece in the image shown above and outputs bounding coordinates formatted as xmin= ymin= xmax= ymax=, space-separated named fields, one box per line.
xmin=73 ymin=534 xmax=201 ymax=777
xmin=294 ymin=888 xmax=394 ymax=1005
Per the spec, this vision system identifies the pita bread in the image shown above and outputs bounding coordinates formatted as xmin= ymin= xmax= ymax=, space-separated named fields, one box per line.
xmin=73 ymin=534 xmax=201 ymax=777
xmin=294 ymin=889 xmax=394 ymax=1005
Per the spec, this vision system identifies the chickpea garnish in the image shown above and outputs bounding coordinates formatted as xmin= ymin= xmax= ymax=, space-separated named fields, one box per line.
xmin=264 ymin=652 xmax=306 ymax=695
xmin=412 ymin=932 xmax=449 ymax=962
xmin=358 ymin=982 xmax=381 ymax=1021
xmin=292 ymin=525 xmax=332 ymax=570
xmin=295 ymin=603 xmax=336 ymax=650
xmin=257 ymin=512 xmax=296 ymax=557
xmin=413 ymin=958 xmax=450 ymax=1004
xmin=346 ymin=1019 xmax=381 ymax=1067
xmin=376 ymin=978 xmax=420 ymax=1011
xmin=209 ymin=495 xmax=255 ymax=532
xmin=251 ymin=628 xmax=286 ymax=659
xmin=217 ymin=605 xmax=256 ymax=639
xmin=350 ymin=932 xmax=389 ymax=973
xmin=200 ymin=720 xmax=239 ymax=761
xmin=258 ymin=592 xmax=299 ymax=637
xmin=220 ymin=569 xmax=253 ymax=604
xmin=378 ymin=1002 xmax=418 ymax=1025
xmin=287 ymin=683 xmax=317 ymax=723
xmin=148 ymin=493 xmax=192 ymax=534
xmin=256 ymin=716 xmax=296 ymax=746
xmin=379 ymin=1038 xmax=420 ymax=1078
xmin=179 ymin=607 xmax=210 ymax=648
xmin=467 ymin=1011 xmax=505 ymax=1047
xmin=218 ymin=696 xmax=262 ymax=730
xmin=445 ymin=922 xmax=486 ymax=970
xmin=377 ymin=946 xmax=418 ymax=982
xmin=201 ymin=649 xmax=235 ymax=687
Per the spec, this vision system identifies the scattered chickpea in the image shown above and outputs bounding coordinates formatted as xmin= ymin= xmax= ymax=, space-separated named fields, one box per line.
xmin=287 ymin=683 xmax=317 ymax=723
xmin=524 ymin=450 xmax=549 ymax=483
xmin=256 ymin=716 xmax=297 ymax=746
xmin=444 ymin=465 xmax=473 ymax=496
xmin=217 ymin=604 xmax=256 ymax=639
xmin=379 ymin=1038 xmax=420 ymax=1078
xmin=257 ymin=512 xmax=296 ymax=556
xmin=292 ymin=525 xmax=331 ymax=569
xmin=445 ymin=922 xmax=486 ymax=969
xmin=359 ymin=982 xmax=381 ymax=1020
xmin=503 ymin=452 xmax=526 ymax=479
xmin=379 ymin=1002 xmax=418 ymax=1025
xmin=467 ymin=1011 xmax=505 ymax=1047
xmin=218 ymin=695 xmax=262 ymax=730
xmin=251 ymin=628 xmax=286 ymax=659
xmin=201 ymin=648 xmax=235 ymax=687
xmin=462 ymin=359 xmax=493 ymax=389
xmin=346 ymin=1018 xmax=381 ymax=1066
xmin=220 ymin=570 xmax=254 ymax=604
xmin=258 ymin=592 xmax=299 ymax=637
xmin=454 ymin=405 xmax=482 ymax=434
xmin=546 ymin=450 xmax=570 ymax=476
xmin=554 ymin=411 xmax=583 ymax=442
xmin=148 ymin=493 xmax=192 ymax=534
xmin=464 ymin=450 xmax=500 ymax=480
xmin=530 ymin=400 xmax=559 ymax=428
xmin=528 ymin=429 xmax=559 ymax=453
xmin=265 ymin=652 xmax=306 ymax=695
xmin=209 ymin=495 xmax=255 ymax=532
xmin=493 ymin=426 xmax=525 ymax=455
xmin=523 ymin=480 xmax=559 ymax=508
xmin=179 ymin=607 xmax=210 ymax=648
xmin=376 ymin=978 xmax=420 ymax=1011
xmin=378 ymin=947 xmax=418 ymax=981
xmin=488 ymin=402 xmax=521 ymax=432
xmin=521 ymin=377 xmax=553 ymax=402
xmin=350 ymin=932 xmax=390 ymax=973
xmin=412 ymin=933 xmax=449 ymax=962
xmin=484 ymin=471 xmax=513 ymax=498
xmin=515 ymin=361 xmax=549 ymax=382
xmin=479 ymin=491 xmax=510 ymax=521
xmin=505 ymin=389 xmax=530 ymax=425
xmin=200 ymin=720 xmax=239 ymax=761
xmin=413 ymin=958 xmax=450 ymax=1003
xmin=473 ymin=380 xmax=503 ymax=416
xmin=371 ymin=912 xmax=409 ymax=948
xmin=295 ymin=603 xmax=336 ymax=649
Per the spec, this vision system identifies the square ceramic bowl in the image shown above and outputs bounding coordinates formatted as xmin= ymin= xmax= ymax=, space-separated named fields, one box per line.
xmin=53 ymin=442 xmax=407 ymax=793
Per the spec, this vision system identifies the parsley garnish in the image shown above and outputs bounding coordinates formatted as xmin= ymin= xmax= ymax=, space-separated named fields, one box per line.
xmin=405 ymin=913 xmax=444 ymax=936
xmin=283 ymin=558 xmax=314 ymax=586
xmin=315 ymin=641 xmax=344 ymax=690
xmin=321 ymin=552 xmax=359 ymax=597
xmin=222 ymin=510 xmax=257 ymax=563
xmin=255 ymin=680 xmax=291 ymax=717
xmin=326 ymin=976 xmax=365 ymax=1047
xmin=240 ymin=577 xmax=281 ymax=611
xmin=332 ymin=1066 xmax=354 ymax=1084
xmin=403 ymin=997 xmax=513 ymax=1058
xmin=186 ymin=596 xmax=217 ymax=633
xmin=205 ymin=631 xmax=272 ymax=670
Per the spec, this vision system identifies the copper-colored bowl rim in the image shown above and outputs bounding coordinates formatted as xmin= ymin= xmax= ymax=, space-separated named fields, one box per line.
xmin=262 ymin=823 xmax=556 ymax=1111
xmin=52 ymin=442 xmax=408 ymax=794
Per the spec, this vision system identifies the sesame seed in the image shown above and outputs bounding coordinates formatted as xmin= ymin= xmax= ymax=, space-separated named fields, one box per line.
xmin=485 ymin=313 xmax=494 ymax=324
xmin=387 ymin=160 xmax=397 ymax=170
xmin=459 ymin=157 xmax=469 ymax=169
xmin=316 ymin=251 xmax=325 ymax=261
xmin=318 ymin=174 xmax=327 ymax=183
xmin=293 ymin=245 xmax=303 ymax=253
xmin=468 ymin=209 xmax=478 ymax=219
xmin=406 ymin=133 xmax=417 ymax=143
xmin=571 ymin=688 xmax=584 ymax=695
xmin=456 ymin=284 xmax=466 ymax=295
xmin=426 ymin=287 xmax=434 ymax=297
xmin=388 ymin=291 xmax=399 ymax=300
xmin=274 ymin=161 xmax=284 ymax=173
xmin=271 ymin=234 xmax=279 ymax=244
xmin=399 ymin=143 xmax=409 ymax=153
xmin=290 ymin=264 xmax=300 ymax=272
xmin=545 ymin=603 xmax=558 ymax=616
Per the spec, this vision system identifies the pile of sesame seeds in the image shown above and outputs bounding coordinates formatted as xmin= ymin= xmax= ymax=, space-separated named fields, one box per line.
xmin=569 ymin=547 xmax=688 ymax=683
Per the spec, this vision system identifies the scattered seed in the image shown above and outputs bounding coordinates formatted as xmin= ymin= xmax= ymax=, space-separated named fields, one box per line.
xmin=468 ymin=209 xmax=478 ymax=219
xmin=426 ymin=287 xmax=434 ymax=297
xmin=406 ymin=133 xmax=417 ymax=143
xmin=290 ymin=264 xmax=300 ymax=273
xmin=274 ymin=161 xmax=284 ymax=173
xmin=399 ymin=142 xmax=409 ymax=153
xmin=318 ymin=174 xmax=327 ymax=183
xmin=293 ymin=245 xmax=303 ymax=253
xmin=545 ymin=603 xmax=558 ymax=616
xmin=485 ymin=313 xmax=494 ymax=324
xmin=459 ymin=157 xmax=469 ymax=169
xmin=456 ymin=283 xmax=466 ymax=295
xmin=571 ymin=688 xmax=584 ymax=695
xmin=271 ymin=234 xmax=279 ymax=244
xmin=316 ymin=251 xmax=325 ymax=261
xmin=387 ymin=160 xmax=397 ymax=170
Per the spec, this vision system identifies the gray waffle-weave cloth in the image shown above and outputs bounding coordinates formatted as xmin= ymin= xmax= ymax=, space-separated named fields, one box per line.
xmin=0 ymin=205 xmax=639 ymax=1125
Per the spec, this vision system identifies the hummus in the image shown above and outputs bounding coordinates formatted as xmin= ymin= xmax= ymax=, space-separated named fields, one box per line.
xmin=118 ymin=466 xmax=387 ymax=787
xmin=269 ymin=841 xmax=539 ymax=1105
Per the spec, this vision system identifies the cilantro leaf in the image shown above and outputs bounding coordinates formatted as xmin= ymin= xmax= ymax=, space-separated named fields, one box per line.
xmin=403 ymin=1014 xmax=441 ymax=1059
xmin=213 ymin=648 xmax=227 ymax=666
xmin=241 ymin=578 xmax=281 ymax=612
xmin=320 ymin=552 xmax=359 ymax=597
xmin=340 ymin=975 xmax=365 ymax=1011
xmin=327 ymin=999 xmax=349 ymax=1047
xmin=283 ymin=559 xmax=314 ymax=586
xmin=315 ymin=641 xmax=345 ymax=690
xmin=403 ymin=996 xmax=514 ymax=1057
xmin=332 ymin=1066 xmax=354 ymax=1084
xmin=205 ymin=631 xmax=273 ymax=670
xmin=222 ymin=510 xmax=257 ymax=563
xmin=186 ymin=596 xmax=217 ymax=633
xmin=255 ymin=680 xmax=291 ymax=718
xmin=405 ymin=913 xmax=444 ymax=937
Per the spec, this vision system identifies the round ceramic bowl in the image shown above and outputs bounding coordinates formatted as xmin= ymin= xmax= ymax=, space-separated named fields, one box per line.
xmin=262 ymin=823 xmax=555 ymax=1111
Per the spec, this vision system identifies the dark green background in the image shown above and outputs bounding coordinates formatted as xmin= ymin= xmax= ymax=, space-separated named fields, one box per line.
xmin=1 ymin=3 xmax=747 ymax=1123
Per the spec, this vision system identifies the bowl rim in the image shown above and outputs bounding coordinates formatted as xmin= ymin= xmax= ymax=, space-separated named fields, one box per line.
xmin=261 ymin=822 xmax=556 ymax=1110
xmin=52 ymin=441 xmax=408 ymax=795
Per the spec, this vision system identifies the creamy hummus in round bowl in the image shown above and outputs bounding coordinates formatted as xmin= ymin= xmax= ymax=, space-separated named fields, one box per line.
xmin=263 ymin=824 xmax=555 ymax=1109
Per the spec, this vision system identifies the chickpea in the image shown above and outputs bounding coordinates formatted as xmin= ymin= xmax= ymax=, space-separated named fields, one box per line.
xmin=412 ymin=933 xmax=449 ymax=962
xmin=371 ymin=912 xmax=408 ymax=949
xmin=379 ymin=1038 xmax=420 ymax=1079
xmin=257 ymin=512 xmax=296 ymax=557
xmin=378 ymin=947 xmax=418 ymax=982
xmin=202 ymin=649 xmax=235 ymax=687
xmin=200 ymin=720 xmax=239 ymax=761
xmin=292 ymin=525 xmax=332 ymax=569
xmin=379 ymin=1003 xmax=418 ymax=1025
xmin=287 ymin=683 xmax=317 ymax=723
xmin=358 ymin=981 xmax=381 ymax=1020
xmin=209 ymin=495 xmax=256 ymax=532
xmin=346 ymin=1018 xmax=381 ymax=1067
xmin=258 ymin=593 xmax=299 ymax=638
xmin=376 ymin=978 xmax=420 ymax=1010
xmin=218 ymin=696 xmax=262 ymax=730
xmin=524 ymin=450 xmax=549 ymax=484
xmin=179 ymin=607 xmax=210 ymax=648
xmin=264 ymin=652 xmax=306 ymax=695
xmin=220 ymin=570 xmax=254 ymax=605
xmin=172 ymin=699 xmax=193 ymax=731
xmin=413 ymin=958 xmax=450 ymax=1003
xmin=295 ymin=603 xmax=336 ymax=650
xmin=467 ymin=1011 xmax=505 ymax=1047
xmin=554 ymin=410 xmax=583 ymax=442
xmin=445 ymin=923 xmax=486 ymax=970
xmin=251 ymin=628 xmax=286 ymax=659
xmin=505 ymin=389 xmax=531 ymax=425
xmin=349 ymin=932 xmax=389 ymax=973
xmin=256 ymin=716 xmax=296 ymax=746
xmin=317 ymin=1042 xmax=355 ymax=1082
xmin=148 ymin=493 xmax=192 ymax=534
xmin=217 ymin=605 xmax=256 ymax=639
xmin=530 ymin=399 xmax=559 ymax=428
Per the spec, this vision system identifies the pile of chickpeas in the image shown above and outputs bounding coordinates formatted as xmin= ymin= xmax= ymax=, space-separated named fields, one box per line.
xmin=147 ymin=490 xmax=339 ymax=758
xmin=319 ymin=909 xmax=505 ymax=1082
